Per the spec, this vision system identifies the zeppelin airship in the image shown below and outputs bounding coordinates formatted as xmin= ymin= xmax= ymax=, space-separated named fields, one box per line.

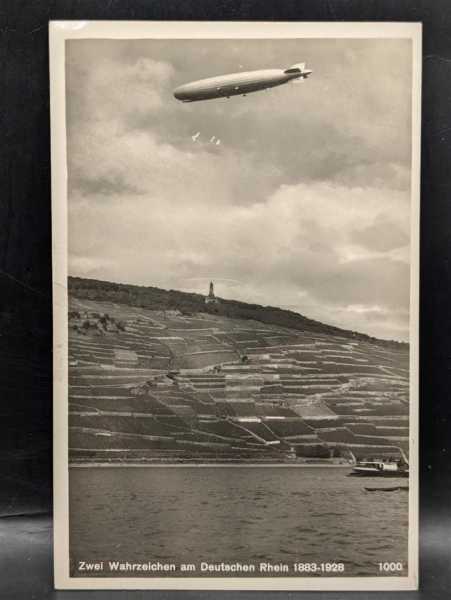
xmin=173 ymin=62 xmax=312 ymax=102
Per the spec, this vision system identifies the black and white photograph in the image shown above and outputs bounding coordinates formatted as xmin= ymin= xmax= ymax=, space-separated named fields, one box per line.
xmin=50 ymin=21 xmax=421 ymax=590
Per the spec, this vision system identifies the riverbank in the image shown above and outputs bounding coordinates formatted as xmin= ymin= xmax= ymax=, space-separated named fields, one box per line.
xmin=70 ymin=462 xmax=353 ymax=468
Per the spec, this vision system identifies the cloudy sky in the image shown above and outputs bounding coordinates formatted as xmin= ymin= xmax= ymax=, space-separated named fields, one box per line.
xmin=66 ymin=37 xmax=412 ymax=341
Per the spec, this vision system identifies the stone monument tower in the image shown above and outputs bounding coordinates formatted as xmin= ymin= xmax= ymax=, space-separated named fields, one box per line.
xmin=205 ymin=281 xmax=219 ymax=304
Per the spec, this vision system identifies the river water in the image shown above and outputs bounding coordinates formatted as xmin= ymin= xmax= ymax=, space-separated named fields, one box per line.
xmin=69 ymin=466 xmax=409 ymax=578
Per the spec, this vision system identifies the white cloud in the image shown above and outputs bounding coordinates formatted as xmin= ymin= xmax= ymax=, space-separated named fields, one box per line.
xmin=67 ymin=54 xmax=174 ymax=125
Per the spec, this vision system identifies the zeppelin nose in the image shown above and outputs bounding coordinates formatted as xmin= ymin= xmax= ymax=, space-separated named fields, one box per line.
xmin=173 ymin=85 xmax=189 ymax=101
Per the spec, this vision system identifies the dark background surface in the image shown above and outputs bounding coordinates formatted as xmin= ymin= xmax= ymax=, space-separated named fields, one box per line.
xmin=1 ymin=0 xmax=450 ymax=598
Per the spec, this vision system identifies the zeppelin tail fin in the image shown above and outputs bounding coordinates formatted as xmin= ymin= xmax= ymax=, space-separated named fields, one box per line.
xmin=284 ymin=63 xmax=306 ymax=74
xmin=284 ymin=63 xmax=312 ymax=79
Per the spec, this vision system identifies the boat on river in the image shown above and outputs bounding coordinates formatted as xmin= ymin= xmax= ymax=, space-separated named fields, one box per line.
xmin=347 ymin=449 xmax=409 ymax=478
xmin=349 ymin=459 xmax=409 ymax=477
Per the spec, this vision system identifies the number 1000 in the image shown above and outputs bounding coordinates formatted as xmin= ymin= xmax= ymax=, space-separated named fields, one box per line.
xmin=378 ymin=562 xmax=403 ymax=573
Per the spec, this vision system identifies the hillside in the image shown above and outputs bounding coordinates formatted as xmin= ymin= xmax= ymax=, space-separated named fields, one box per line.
xmin=67 ymin=278 xmax=409 ymax=464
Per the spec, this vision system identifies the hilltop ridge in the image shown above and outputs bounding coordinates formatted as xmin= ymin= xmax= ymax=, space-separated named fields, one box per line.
xmin=68 ymin=277 xmax=406 ymax=349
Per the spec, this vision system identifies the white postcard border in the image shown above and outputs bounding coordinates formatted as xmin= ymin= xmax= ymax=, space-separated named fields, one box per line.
xmin=50 ymin=20 xmax=421 ymax=591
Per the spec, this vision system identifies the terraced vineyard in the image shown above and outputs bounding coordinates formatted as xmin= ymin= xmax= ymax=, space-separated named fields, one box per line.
xmin=68 ymin=295 xmax=409 ymax=464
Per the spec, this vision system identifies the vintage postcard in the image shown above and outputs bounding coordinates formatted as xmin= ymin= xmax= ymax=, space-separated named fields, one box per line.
xmin=50 ymin=21 xmax=421 ymax=590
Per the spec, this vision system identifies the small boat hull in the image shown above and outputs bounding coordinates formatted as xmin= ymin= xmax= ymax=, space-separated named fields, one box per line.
xmin=365 ymin=486 xmax=409 ymax=492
